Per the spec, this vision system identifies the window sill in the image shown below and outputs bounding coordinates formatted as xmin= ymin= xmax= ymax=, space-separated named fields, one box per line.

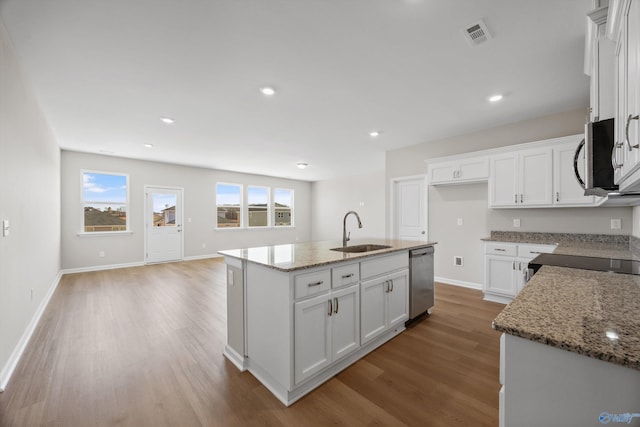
xmin=77 ymin=231 xmax=134 ymax=237
xmin=215 ymin=226 xmax=295 ymax=231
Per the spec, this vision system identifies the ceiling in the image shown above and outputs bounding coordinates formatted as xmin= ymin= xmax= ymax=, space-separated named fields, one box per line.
xmin=0 ymin=0 xmax=592 ymax=181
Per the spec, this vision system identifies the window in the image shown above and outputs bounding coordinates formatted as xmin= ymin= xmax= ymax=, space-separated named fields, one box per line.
xmin=247 ymin=186 xmax=270 ymax=227
xmin=82 ymin=171 xmax=129 ymax=233
xmin=216 ymin=183 xmax=242 ymax=228
xmin=274 ymin=188 xmax=294 ymax=227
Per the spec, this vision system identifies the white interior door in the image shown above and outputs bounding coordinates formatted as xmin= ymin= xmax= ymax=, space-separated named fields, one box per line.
xmin=146 ymin=186 xmax=183 ymax=263
xmin=393 ymin=177 xmax=426 ymax=241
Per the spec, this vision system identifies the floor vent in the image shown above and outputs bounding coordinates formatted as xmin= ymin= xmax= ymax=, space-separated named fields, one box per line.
xmin=454 ymin=256 xmax=464 ymax=267
xmin=463 ymin=19 xmax=491 ymax=46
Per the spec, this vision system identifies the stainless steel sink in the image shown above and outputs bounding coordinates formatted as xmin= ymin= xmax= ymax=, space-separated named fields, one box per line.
xmin=330 ymin=244 xmax=392 ymax=253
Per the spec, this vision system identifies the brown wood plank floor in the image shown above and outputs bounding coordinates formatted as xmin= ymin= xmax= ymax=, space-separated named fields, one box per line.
xmin=0 ymin=258 xmax=505 ymax=427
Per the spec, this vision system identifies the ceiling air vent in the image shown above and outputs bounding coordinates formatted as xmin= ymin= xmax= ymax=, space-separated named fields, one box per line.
xmin=463 ymin=19 xmax=491 ymax=47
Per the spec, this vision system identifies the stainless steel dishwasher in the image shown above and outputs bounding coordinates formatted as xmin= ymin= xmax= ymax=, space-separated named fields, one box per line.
xmin=409 ymin=246 xmax=434 ymax=320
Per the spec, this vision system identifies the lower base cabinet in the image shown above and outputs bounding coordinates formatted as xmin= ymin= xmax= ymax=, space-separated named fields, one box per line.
xmin=361 ymin=270 xmax=409 ymax=344
xmin=294 ymin=284 xmax=359 ymax=384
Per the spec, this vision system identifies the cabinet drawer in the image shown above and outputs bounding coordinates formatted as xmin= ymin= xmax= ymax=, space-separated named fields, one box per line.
xmin=361 ymin=252 xmax=408 ymax=280
xmin=518 ymin=244 xmax=555 ymax=259
xmin=294 ymin=269 xmax=331 ymax=299
xmin=332 ymin=263 xmax=360 ymax=289
xmin=485 ymin=243 xmax=517 ymax=257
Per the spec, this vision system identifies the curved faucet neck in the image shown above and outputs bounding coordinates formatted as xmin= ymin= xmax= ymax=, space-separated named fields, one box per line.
xmin=342 ymin=211 xmax=363 ymax=247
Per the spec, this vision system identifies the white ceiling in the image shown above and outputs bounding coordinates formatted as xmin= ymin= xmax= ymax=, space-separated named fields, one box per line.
xmin=0 ymin=0 xmax=592 ymax=181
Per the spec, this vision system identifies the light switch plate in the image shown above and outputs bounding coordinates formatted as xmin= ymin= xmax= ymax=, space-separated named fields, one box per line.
xmin=513 ymin=219 xmax=521 ymax=228
xmin=457 ymin=218 xmax=463 ymax=226
xmin=611 ymin=219 xmax=621 ymax=230
xmin=2 ymin=219 xmax=9 ymax=237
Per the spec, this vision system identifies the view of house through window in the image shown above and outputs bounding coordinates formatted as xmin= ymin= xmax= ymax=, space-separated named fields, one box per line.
xmin=274 ymin=188 xmax=293 ymax=227
xmin=152 ymin=193 xmax=177 ymax=227
xmin=216 ymin=183 xmax=242 ymax=228
xmin=248 ymin=186 xmax=269 ymax=227
xmin=82 ymin=171 xmax=128 ymax=232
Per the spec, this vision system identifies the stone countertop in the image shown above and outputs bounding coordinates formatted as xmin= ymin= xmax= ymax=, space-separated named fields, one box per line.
xmin=482 ymin=231 xmax=640 ymax=260
xmin=493 ymin=265 xmax=640 ymax=371
xmin=218 ymin=239 xmax=436 ymax=272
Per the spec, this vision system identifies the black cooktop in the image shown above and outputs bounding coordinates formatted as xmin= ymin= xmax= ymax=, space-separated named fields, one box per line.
xmin=529 ymin=253 xmax=640 ymax=276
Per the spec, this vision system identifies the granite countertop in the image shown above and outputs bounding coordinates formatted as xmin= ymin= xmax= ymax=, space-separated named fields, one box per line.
xmin=482 ymin=231 xmax=640 ymax=260
xmin=493 ymin=265 xmax=640 ymax=371
xmin=218 ymin=239 xmax=436 ymax=272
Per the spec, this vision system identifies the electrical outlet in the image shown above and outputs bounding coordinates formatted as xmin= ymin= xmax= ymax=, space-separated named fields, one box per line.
xmin=228 ymin=269 xmax=234 ymax=285
xmin=99 ymin=251 xmax=105 ymax=257
xmin=611 ymin=219 xmax=621 ymax=229
xmin=202 ymin=243 xmax=206 ymax=249
xmin=457 ymin=218 xmax=463 ymax=226
xmin=513 ymin=219 xmax=521 ymax=228
xmin=454 ymin=256 xmax=463 ymax=267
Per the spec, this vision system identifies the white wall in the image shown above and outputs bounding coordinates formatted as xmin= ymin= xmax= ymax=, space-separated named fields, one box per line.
xmin=311 ymin=171 xmax=385 ymax=242
xmin=385 ymin=108 xmax=634 ymax=286
xmin=0 ymin=20 xmax=61 ymax=390
xmin=61 ymin=151 xmax=312 ymax=270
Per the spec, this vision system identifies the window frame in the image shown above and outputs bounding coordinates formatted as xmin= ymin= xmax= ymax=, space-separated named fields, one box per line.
xmin=216 ymin=182 xmax=243 ymax=229
xmin=247 ymin=185 xmax=271 ymax=228
xmin=80 ymin=169 xmax=130 ymax=235
xmin=273 ymin=188 xmax=294 ymax=228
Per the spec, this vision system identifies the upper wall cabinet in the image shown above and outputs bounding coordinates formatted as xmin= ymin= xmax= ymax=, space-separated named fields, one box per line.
xmin=608 ymin=0 xmax=640 ymax=190
xmin=428 ymin=157 xmax=489 ymax=185
xmin=585 ymin=4 xmax=616 ymax=122
xmin=489 ymin=148 xmax=553 ymax=208
xmin=553 ymin=139 xmax=601 ymax=206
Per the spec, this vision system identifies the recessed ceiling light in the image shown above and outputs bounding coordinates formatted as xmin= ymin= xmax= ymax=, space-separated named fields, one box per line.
xmin=143 ymin=143 xmax=154 ymax=148
xmin=489 ymin=94 xmax=503 ymax=103
xmin=296 ymin=162 xmax=308 ymax=169
xmin=260 ymin=86 xmax=276 ymax=96
xmin=160 ymin=117 xmax=175 ymax=124
xmin=369 ymin=130 xmax=381 ymax=137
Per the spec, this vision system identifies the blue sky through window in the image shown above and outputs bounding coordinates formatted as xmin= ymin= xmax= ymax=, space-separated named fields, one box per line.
xmin=274 ymin=189 xmax=292 ymax=207
xmin=216 ymin=183 xmax=241 ymax=206
xmin=83 ymin=172 xmax=127 ymax=203
xmin=248 ymin=186 xmax=268 ymax=205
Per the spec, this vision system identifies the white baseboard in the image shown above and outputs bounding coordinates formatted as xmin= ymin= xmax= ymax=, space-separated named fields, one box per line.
xmin=60 ymin=261 xmax=145 ymax=275
xmin=434 ymin=276 xmax=482 ymax=290
xmin=0 ymin=271 xmax=62 ymax=392
xmin=183 ymin=254 xmax=223 ymax=261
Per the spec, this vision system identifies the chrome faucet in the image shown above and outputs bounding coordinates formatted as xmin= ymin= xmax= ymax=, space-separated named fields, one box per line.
xmin=342 ymin=211 xmax=363 ymax=247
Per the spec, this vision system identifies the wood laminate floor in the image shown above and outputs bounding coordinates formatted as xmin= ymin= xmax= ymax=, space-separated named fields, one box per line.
xmin=0 ymin=258 xmax=505 ymax=427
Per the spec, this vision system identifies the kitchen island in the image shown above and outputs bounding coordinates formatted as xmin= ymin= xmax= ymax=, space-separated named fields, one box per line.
xmin=493 ymin=265 xmax=640 ymax=427
xmin=219 ymin=239 xmax=435 ymax=406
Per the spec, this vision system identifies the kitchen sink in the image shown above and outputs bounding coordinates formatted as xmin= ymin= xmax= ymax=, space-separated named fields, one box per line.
xmin=330 ymin=244 xmax=392 ymax=253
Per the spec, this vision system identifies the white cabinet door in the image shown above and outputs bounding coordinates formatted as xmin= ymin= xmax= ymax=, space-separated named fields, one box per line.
xmin=360 ymin=277 xmax=387 ymax=345
xmin=490 ymin=153 xmax=519 ymax=207
xmin=519 ymin=148 xmax=552 ymax=206
xmin=626 ymin=0 xmax=640 ymax=166
xmin=614 ymin=34 xmax=628 ymax=182
xmin=429 ymin=162 xmax=458 ymax=184
xmin=458 ymin=157 xmax=489 ymax=182
xmin=553 ymin=141 xmax=598 ymax=206
xmin=331 ymin=285 xmax=360 ymax=361
xmin=387 ymin=271 xmax=409 ymax=327
xmin=294 ymin=293 xmax=332 ymax=384
xmin=485 ymin=255 xmax=517 ymax=297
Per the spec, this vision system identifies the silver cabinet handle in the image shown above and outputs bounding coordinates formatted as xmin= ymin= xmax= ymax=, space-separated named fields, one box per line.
xmin=556 ymin=192 xmax=559 ymax=202
xmin=328 ymin=299 xmax=333 ymax=316
xmin=612 ymin=142 xmax=624 ymax=169
xmin=495 ymin=248 xmax=506 ymax=252
xmin=341 ymin=273 xmax=353 ymax=279
xmin=520 ymin=194 xmax=524 ymax=203
xmin=384 ymin=280 xmax=390 ymax=293
xmin=334 ymin=297 xmax=339 ymax=314
xmin=514 ymin=194 xmax=517 ymax=203
xmin=625 ymin=114 xmax=639 ymax=151
xmin=512 ymin=261 xmax=516 ymax=270
xmin=518 ymin=262 xmax=522 ymax=271
xmin=390 ymin=279 xmax=394 ymax=292
xmin=308 ymin=281 xmax=323 ymax=287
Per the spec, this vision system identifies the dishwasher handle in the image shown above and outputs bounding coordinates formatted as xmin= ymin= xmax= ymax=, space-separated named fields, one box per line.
xmin=410 ymin=247 xmax=434 ymax=258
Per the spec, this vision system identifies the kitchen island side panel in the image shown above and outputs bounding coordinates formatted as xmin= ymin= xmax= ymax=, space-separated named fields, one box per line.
xmin=503 ymin=334 xmax=640 ymax=427
xmin=246 ymin=263 xmax=293 ymax=390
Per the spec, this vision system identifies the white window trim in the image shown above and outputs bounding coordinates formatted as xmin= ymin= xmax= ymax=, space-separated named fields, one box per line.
xmin=216 ymin=182 xmax=243 ymax=229
xmin=247 ymin=185 xmax=271 ymax=228
xmin=80 ymin=169 xmax=130 ymax=234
